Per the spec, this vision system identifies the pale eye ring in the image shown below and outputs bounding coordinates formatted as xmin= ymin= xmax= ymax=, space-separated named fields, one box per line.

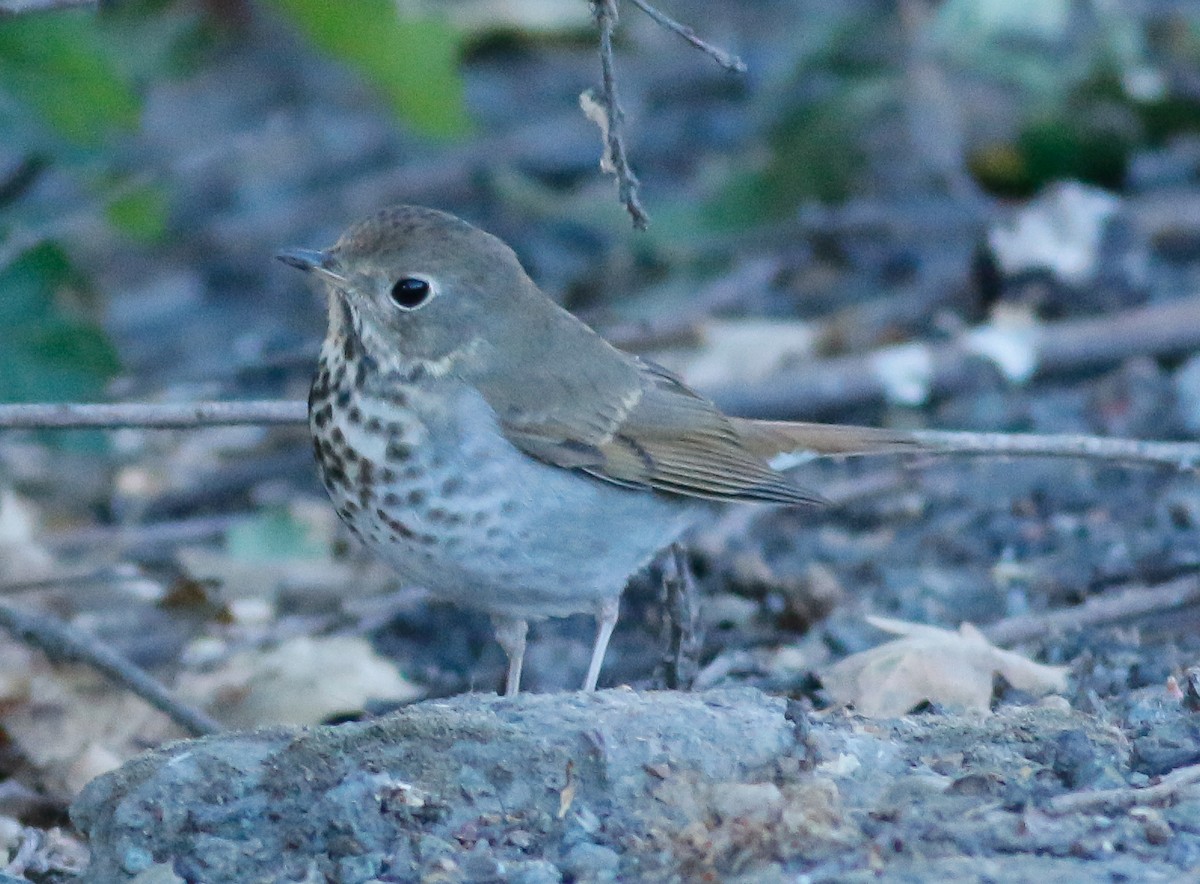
xmin=390 ymin=276 xmax=433 ymax=310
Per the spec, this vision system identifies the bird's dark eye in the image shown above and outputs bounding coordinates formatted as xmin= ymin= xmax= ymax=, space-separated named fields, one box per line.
xmin=390 ymin=277 xmax=432 ymax=309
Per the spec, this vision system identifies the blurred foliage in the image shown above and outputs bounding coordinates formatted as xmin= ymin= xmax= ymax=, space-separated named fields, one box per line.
xmin=105 ymin=180 xmax=171 ymax=244
xmin=698 ymin=0 xmax=1200 ymax=225
xmin=267 ymin=0 xmax=471 ymax=139
xmin=936 ymin=0 xmax=1200 ymax=196
xmin=226 ymin=506 xmax=326 ymax=561
xmin=0 ymin=243 xmax=120 ymax=403
xmin=0 ymin=0 xmax=471 ymax=415
xmin=698 ymin=9 xmax=892 ymax=230
xmin=0 ymin=2 xmax=203 ymax=153
xmin=0 ymin=11 xmax=140 ymax=147
xmin=0 ymin=4 xmax=200 ymax=417
xmin=704 ymin=92 xmax=874 ymax=228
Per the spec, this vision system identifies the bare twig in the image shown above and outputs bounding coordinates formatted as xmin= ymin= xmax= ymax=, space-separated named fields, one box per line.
xmin=655 ymin=544 xmax=703 ymax=690
xmin=588 ymin=0 xmax=649 ymax=229
xmin=0 ymin=399 xmax=305 ymax=430
xmin=626 ymin=0 xmax=746 ymax=72
xmin=1046 ymin=762 xmax=1200 ymax=815
xmin=0 ymin=602 xmax=221 ymax=736
xmin=709 ymin=294 xmax=1200 ymax=420
xmin=582 ymin=0 xmax=747 ymax=227
xmin=0 ymin=0 xmax=96 ymax=15
xmin=983 ymin=574 xmax=1200 ymax=647
xmin=1 ymin=399 xmax=1199 ymax=473
xmin=47 ymin=514 xmax=245 ymax=554
xmin=911 ymin=430 xmax=1200 ymax=472
xmin=0 ymin=566 xmax=159 ymax=598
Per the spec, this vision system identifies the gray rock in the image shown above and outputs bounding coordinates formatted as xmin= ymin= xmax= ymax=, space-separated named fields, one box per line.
xmin=560 ymin=842 xmax=621 ymax=883
xmin=71 ymin=687 xmax=1199 ymax=882
xmin=73 ymin=688 xmax=795 ymax=883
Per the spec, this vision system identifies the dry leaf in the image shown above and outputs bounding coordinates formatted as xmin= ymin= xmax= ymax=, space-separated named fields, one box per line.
xmin=579 ymin=89 xmax=615 ymax=174
xmin=177 ymin=635 xmax=422 ymax=728
xmin=0 ymin=651 xmax=179 ymax=799
xmin=987 ymin=180 xmax=1119 ymax=285
xmin=822 ymin=616 xmax=1068 ymax=717
xmin=0 ymin=490 xmax=56 ymax=583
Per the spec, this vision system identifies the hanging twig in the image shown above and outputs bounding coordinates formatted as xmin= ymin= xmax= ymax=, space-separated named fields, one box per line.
xmin=585 ymin=0 xmax=747 ymax=227
xmin=0 ymin=602 xmax=222 ymax=737
xmin=588 ymin=0 xmax=649 ymax=229
xmin=626 ymin=0 xmax=746 ymax=72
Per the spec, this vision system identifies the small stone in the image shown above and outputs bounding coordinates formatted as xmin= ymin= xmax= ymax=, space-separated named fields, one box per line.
xmin=122 ymin=845 xmax=155 ymax=875
xmin=506 ymin=829 xmax=533 ymax=849
xmin=1131 ymin=808 xmax=1173 ymax=846
xmin=416 ymin=834 xmax=456 ymax=863
xmin=131 ymin=864 xmax=186 ymax=884
xmin=506 ymin=859 xmax=564 ymax=884
xmin=560 ymin=842 xmax=620 ymax=883
xmin=710 ymin=781 xmax=782 ymax=824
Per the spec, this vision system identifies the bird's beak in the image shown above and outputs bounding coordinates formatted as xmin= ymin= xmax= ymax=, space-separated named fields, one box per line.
xmin=275 ymin=247 xmax=346 ymax=285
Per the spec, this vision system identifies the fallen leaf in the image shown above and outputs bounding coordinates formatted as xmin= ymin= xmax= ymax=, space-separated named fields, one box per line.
xmin=0 ymin=653 xmax=178 ymax=799
xmin=0 ymin=489 xmax=56 ymax=583
xmin=821 ymin=616 xmax=1068 ymax=717
xmin=177 ymin=635 xmax=422 ymax=728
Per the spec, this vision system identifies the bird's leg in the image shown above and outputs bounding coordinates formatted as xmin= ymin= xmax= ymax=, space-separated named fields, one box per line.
xmin=491 ymin=615 xmax=528 ymax=696
xmin=583 ymin=598 xmax=620 ymax=692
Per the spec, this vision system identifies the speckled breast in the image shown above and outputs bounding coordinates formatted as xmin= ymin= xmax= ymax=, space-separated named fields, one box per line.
xmin=307 ymin=342 xmax=700 ymax=620
xmin=309 ymin=345 xmax=440 ymax=565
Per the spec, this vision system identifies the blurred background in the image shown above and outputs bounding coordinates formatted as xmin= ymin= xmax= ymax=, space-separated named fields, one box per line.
xmin=4 ymin=0 xmax=1200 ymax=862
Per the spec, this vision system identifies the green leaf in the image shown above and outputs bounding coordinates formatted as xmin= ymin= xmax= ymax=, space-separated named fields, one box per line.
xmin=269 ymin=0 xmax=470 ymax=138
xmin=0 ymin=11 xmax=140 ymax=146
xmin=0 ymin=244 xmax=120 ymax=403
xmin=0 ymin=242 xmax=70 ymax=326
xmin=701 ymin=92 xmax=872 ymax=231
xmin=107 ymin=181 xmax=170 ymax=243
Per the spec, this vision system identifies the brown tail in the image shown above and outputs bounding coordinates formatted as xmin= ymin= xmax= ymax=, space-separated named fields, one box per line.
xmin=730 ymin=419 xmax=924 ymax=461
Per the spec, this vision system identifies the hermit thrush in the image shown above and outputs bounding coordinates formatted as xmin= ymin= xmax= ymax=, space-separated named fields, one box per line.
xmin=278 ymin=206 xmax=917 ymax=695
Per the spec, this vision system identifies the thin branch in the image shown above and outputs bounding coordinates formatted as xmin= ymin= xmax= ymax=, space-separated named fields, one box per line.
xmin=1046 ymin=762 xmax=1200 ymax=815
xmin=655 ymin=544 xmax=703 ymax=690
xmin=1 ymin=399 xmax=1199 ymax=474
xmin=626 ymin=0 xmax=746 ymax=72
xmin=910 ymin=430 xmax=1200 ymax=472
xmin=982 ymin=574 xmax=1200 ymax=647
xmin=0 ymin=602 xmax=222 ymax=736
xmin=710 ymin=294 xmax=1200 ymax=420
xmin=0 ymin=399 xmax=306 ymax=430
xmin=589 ymin=0 xmax=649 ymax=229
xmin=47 ymin=513 xmax=245 ymax=554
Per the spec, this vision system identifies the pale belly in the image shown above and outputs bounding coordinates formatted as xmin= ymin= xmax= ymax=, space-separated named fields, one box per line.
xmin=310 ymin=367 xmax=700 ymax=620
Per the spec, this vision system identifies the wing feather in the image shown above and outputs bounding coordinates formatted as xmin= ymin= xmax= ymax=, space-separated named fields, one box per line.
xmin=489 ymin=351 xmax=821 ymax=505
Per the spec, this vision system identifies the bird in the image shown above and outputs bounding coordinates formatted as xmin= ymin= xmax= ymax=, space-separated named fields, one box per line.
xmin=277 ymin=205 xmax=919 ymax=695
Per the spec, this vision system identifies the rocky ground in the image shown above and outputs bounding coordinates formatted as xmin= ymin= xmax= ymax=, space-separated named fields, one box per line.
xmin=71 ymin=688 xmax=1200 ymax=883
